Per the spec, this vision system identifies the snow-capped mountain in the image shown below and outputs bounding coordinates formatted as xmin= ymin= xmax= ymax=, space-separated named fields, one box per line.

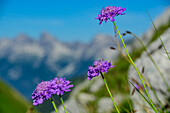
xmin=0 ymin=33 xmax=118 ymax=98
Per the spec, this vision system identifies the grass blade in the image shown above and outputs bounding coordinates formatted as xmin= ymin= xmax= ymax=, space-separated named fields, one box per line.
xmin=146 ymin=10 xmax=170 ymax=60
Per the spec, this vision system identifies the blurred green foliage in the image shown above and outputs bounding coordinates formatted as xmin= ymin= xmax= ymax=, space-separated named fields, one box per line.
xmin=0 ymin=79 xmax=37 ymax=113
xmin=112 ymin=99 xmax=133 ymax=113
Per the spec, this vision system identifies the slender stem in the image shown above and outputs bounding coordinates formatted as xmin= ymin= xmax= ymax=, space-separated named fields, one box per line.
xmin=150 ymin=87 xmax=167 ymax=112
xmin=131 ymin=33 xmax=169 ymax=90
xmin=113 ymin=21 xmax=158 ymax=113
xmin=129 ymin=81 xmax=153 ymax=109
xmin=124 ymin=32 xmax=168 ymax=111
xmin=147 ymin=10 xmax=170 ymax=60
xmin=100 ymin=72 xmax=120 ymax=113
xmin=50 ymin=98 xmax=59 ymax=113
xmin=116 ymin=38 xmax=131 ymax=63
xmin=117 ymin=36 xmax=152 ymax=89
xmin=59 ymin=95 xmax=67 ymax=113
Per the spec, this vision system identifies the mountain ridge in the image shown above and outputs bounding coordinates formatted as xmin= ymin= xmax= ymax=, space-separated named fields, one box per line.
xmin=0 ymin=33 xmax=118 ymax=99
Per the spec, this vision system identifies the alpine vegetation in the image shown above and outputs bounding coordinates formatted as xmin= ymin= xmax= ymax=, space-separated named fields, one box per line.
xmin=95 ymin=6 xmax=126 ymax=25
xmin=50 ymin=77 xmax=73 ymax=96
xmin=87 ymin=59 xmax=114 ymax=80
xmin=29 ymin=5 xmax=170 ymax=113
xmin=32 ymin=77 xmax=73 ymax=113
xmin=87 ymin=59 xmax=120 ymax=113
xmin=94 ymin=5 xmax=166 ymax=113
xmin=32 ymin=81 xmax=52 ymax=106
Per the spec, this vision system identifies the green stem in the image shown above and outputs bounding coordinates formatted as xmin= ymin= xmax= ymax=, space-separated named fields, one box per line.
xmin=147 ymin=10 xmax=170 ymax=60
xmin=129 ymin=81 xmax=153 ymax=109
xmin=131 ymin=33 xmax=170 ymax=91
xmin=59 ymin=95 xmax=67 ymax=113
xmin=130 ymin=33 xmax=169 ymax=112
xmin=113 ymin=21 xmax=158 ymax=113
xmin=129 ymin=33 xmax=167 ymax=112
xmin=150 ymin=87 xmax=167 ymax=112
xmin=100 ymin=72 xmax=120 ymax=113
xmin=50 ymin=98 xmax=59 ymax=113
xmin=130 ymin=81 xmax=162 ymax=112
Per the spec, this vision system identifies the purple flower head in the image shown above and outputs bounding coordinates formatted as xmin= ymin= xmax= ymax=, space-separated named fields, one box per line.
xmin=50 ymin=77 xmax=73 ymax=96
xmin=32 ymin=81 xmax=52 ymax=106
xmin=87 ymin=59 xmax=115 ymax=80
xmin=134 ymin=84 xmax=144 ymax=90
xmin=95 ymin=6 xmax=126 ymax=25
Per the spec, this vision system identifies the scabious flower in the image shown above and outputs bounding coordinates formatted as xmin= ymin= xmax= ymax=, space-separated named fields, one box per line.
xmin=49 ymin=77 xmax=73 ymax=96
xmin=135 ymin=84 xmax=144 ymax=90
xmin=87 ymin=59 xmax=115 ymax=80
xmin=95 ymin=6 xmax=126 ymax=25
xmin=32 ymin=81 xmax=52 ymax=106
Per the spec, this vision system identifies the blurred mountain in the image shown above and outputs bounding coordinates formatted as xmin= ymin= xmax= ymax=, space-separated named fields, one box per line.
xmin=0 ymin=33 xmax=118 ymax=99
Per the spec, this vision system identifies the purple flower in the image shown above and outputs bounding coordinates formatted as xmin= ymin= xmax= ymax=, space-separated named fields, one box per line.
xmin=95 ymin=6 xmax=126 ymax=25
xmin=49 ymin=77 xmax=73 ymax=96
xmin=32 ymin=81 xmax=52 ymax=106
xmin=135 ymin=84 xmax=144 ymax=90
xmin=87 ymin=59 xmax=115 ymax=80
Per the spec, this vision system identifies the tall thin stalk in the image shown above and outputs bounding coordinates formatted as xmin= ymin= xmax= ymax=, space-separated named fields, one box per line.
xmin=59 ymin=95 xmax=67 ymax=113
xmin=129 ymin=32 xmax=169 ymax=90
xmin=147 ymin=11 xmax=170 ymax=60
xmin=113 ymin=21 xmax=158 ymax=113
xmin=50 ymin=98 xmax=59 ymax=113
xmin=122 ymin=32 xmax=168 ymax=112
xmin=100 ymin=72 xmax=120 ymax=113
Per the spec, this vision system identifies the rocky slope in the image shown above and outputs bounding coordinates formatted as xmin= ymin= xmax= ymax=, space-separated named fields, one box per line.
xmin=128 ymin=26 xmax=170 ymax=113
xmin=128 ymin=8 xmax=170 ymax=113
xmin=54 ymin=7 xmax=170 ymax=113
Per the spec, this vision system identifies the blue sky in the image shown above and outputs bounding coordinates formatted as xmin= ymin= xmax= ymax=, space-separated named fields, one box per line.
xmin=0 ymin=0 xmax=169 ymax=42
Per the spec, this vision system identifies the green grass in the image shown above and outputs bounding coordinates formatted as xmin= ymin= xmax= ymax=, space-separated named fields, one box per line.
xmin=112 ymin=99 xmax=133 ymax=113
xmin=0 ymin=79 xmax=35 ymax=113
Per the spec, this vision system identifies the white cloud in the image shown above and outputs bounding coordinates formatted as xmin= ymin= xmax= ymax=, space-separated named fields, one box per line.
xmin=8 ymin=43 xmax=45 ymax=62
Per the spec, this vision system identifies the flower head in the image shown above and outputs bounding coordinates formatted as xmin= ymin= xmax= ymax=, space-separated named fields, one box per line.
xmin=50 ymin=77 xmax=73 ymax=95
xmin=134 ymin=84 xmax=144 ymax=91
xmin=95 ymin=6 xmax=126 ymax=25
xmin=87 ymin=59 xmax=114 ymax=80
xmin=32 ymin=81 xmax=52 ymax=106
